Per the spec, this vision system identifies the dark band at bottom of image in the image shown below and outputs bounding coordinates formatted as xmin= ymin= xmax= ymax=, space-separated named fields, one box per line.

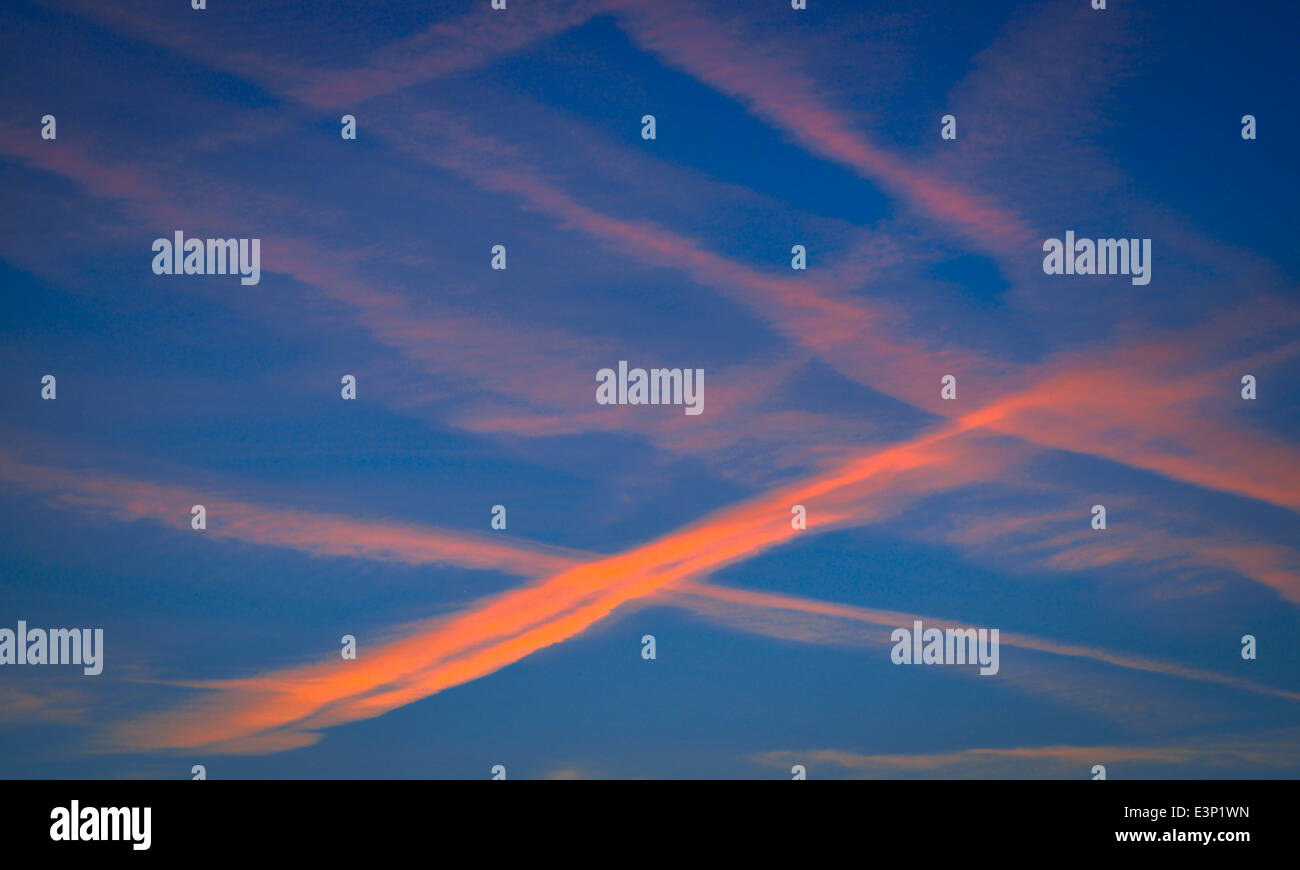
xmin=1 ymin=779 xmax=1281 ymax=856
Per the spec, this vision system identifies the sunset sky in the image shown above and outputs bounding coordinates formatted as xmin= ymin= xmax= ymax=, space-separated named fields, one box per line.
xmin=1 ymin=0 xmax=1298 ymax=778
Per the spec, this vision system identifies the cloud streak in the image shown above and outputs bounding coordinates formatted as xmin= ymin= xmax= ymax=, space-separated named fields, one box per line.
xmin=753 ymin=730 xmax=1300 ymax=778
xmin=670 ymin=581 xmax=1300 ymax=702
xmin=0 ymin=446 xmax=584 ymax=578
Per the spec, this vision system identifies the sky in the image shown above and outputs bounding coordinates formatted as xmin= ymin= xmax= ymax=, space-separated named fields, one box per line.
xmin=0 ymin=0 xmax=1297 ymax=779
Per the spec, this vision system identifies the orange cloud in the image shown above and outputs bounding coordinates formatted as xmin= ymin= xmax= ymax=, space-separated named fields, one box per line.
xmin=104 ymin=423 xmax=1014 ymax=752
xmin=4 ymin=422 xmax=1291 ymax=754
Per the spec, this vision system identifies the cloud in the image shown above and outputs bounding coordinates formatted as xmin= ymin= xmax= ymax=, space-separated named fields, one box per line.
xmin=668 ymin=581 xmax=1300 ymax=703
xmin=612 ymin=0 xmax=1036 ymax=252
xmin=0 ymin=682 xmax=91 ymax=725
xmin=753 ymin=730 xmax=1300 ymax=778
xmin=100 ymin=423 xmax=1015 ymax=752
xmin=0 ymin=446 xmax=584 ymax=578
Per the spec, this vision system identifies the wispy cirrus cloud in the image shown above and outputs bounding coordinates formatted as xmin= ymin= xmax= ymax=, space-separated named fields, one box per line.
xmin=372 ymin=106 xmax=1300 ymax=519
xmin=752 ymin=730 xmax=1300 ymax=778
xmin=669 ymin=581 xmax=1300 ymax=703
xmin=18 ymin=2 xmax=1299 ymax=524
xmin=0 ymin=445 xmax=585 ymax=578
xmin=0 ymin=682 xmax=92 ymax=726
xmin=43 ymin=0 xmax=609 ymax=108
xmin=610 ymin=0 xmax=1037 ymax=252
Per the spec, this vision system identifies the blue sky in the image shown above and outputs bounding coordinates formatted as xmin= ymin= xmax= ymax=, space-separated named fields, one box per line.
xmin=0 ymin=0 xmax=1298 ymax=778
